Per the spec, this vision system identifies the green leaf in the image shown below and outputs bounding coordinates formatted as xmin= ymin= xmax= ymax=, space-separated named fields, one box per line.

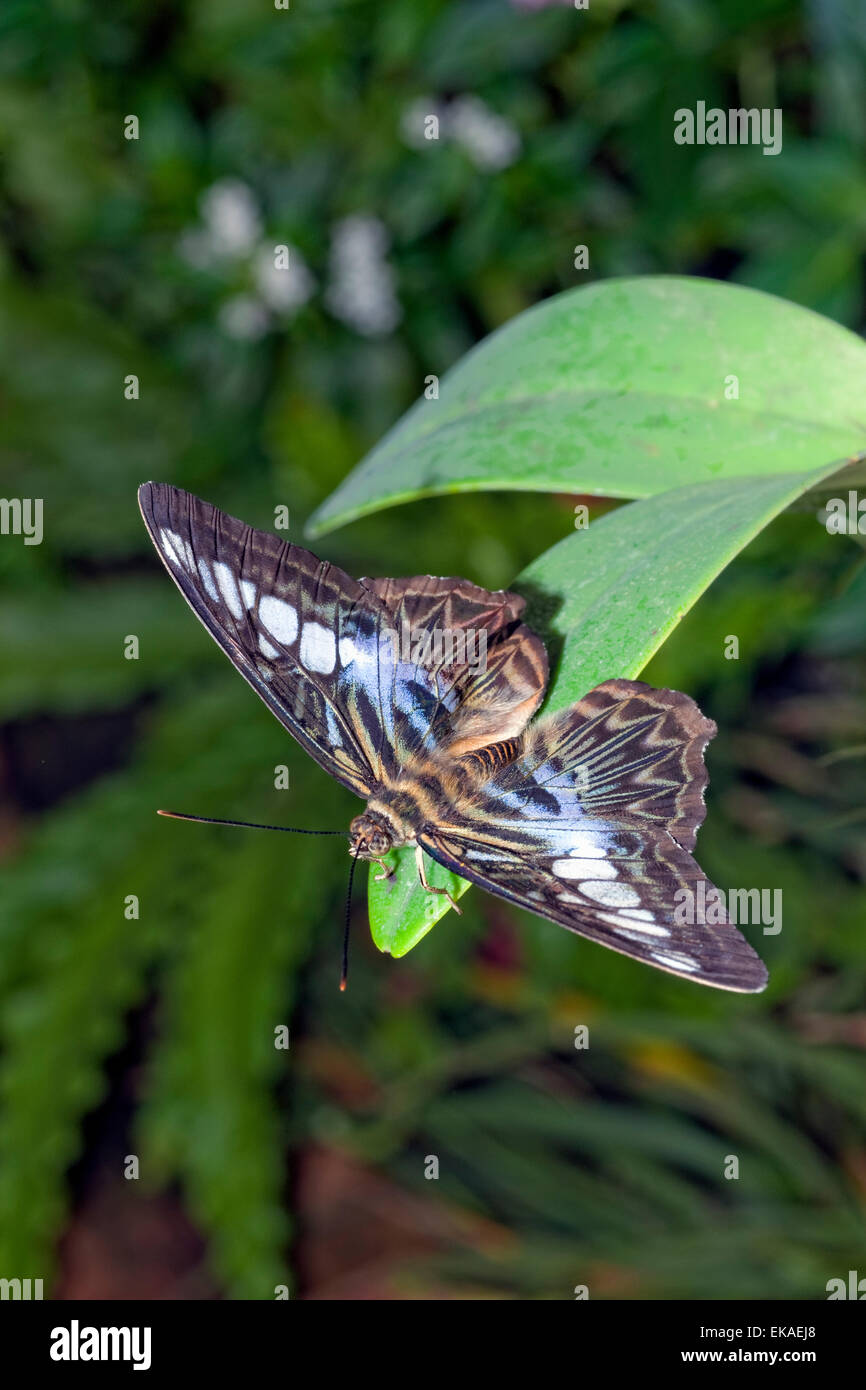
xmin=307 ymin=276 xmax=866 ymax=537
xmin=318 ymin=275 xmax=866 ymax=953
xmin=520 ymin=468 xmax=848 ymax=710
xmin=365 ymin=462 xmax=848 ymax=953
xmin=368 ymin=847 xmax=471 ymax=957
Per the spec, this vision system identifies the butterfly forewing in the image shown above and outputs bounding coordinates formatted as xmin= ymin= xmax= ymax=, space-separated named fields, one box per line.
xmin=138 ymin=484 xmax=547 ymax=795
xmin=139 ymin=482 xmax=385 ymax=796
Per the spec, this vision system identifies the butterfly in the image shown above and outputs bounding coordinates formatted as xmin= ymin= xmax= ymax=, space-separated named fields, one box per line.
xmin=139 ymin=482 xmax=768 ymax=993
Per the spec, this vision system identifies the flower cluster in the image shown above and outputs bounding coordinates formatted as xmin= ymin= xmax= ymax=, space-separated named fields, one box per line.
xmin=179 ymin=181 xmax=401 ymax=339
xmin=401 ymin=95 xmax=521 ymax=170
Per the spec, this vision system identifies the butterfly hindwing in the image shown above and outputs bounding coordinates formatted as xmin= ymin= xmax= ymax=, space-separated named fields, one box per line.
xmin=419 ymin=680 xmax=767 ymax=992
xmin=421 ymin=824 xmax=766 ymax=992
xmin=511 ymin=678 xmax=717 ymax=853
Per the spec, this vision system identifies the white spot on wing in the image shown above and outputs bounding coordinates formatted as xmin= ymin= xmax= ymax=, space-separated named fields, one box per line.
xmin=652 ymin=950 xmax=700 ymax=973
xmin=567 ymin=833 xmax=607 ymax=858
xmin=339 ymin=634 xmax=378 ymax=674
xmin=579 ymin=881 xmax=642 ymax=908
xmin=621 ymin=909 xmax=656 ymax=923
xmin=258 ymin=633 xmax=279 ymax=659
xmin=198 ymin=559 xmax=219 ymax=602
xmin=535 ymin=821 xmax=613 ymax=858
xmin=259 ymin=595 xmax=298 ymax=646
xmin=214 ymin=561 xmax=244 ymax=620
xmin=300 ymin=621 xmax=336 ymax=673
xmin=325 ymin=705 xmax=343 ymax=747
xmin=595 ymin=910 xmax=670 ymax=938
xmin=160 ymin=528 xmax=194 ymax=573
xmin=159 ymin=529 xmax=182 ymax=567
xmin=240 ymin=578 xmax=257 ymax=609
xmin=553 ymin=857 xmax=617 ymax=881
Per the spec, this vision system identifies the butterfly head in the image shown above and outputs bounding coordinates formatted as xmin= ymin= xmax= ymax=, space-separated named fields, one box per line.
xmin=348 ymin=813 xmax=393 ymax=861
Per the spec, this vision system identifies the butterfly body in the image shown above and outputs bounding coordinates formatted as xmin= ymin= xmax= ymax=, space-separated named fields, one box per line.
xmin=356 ymin=739 xmax=518 ymax=853
xmin=139 ymin=482 xmax=768 ymax=994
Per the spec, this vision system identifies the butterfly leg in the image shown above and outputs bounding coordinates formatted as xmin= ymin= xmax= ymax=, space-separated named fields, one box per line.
xmin=372 ymin=857 xmax=394 ymax=882
xmin=414 ymin=843 xmax=463 ymax=915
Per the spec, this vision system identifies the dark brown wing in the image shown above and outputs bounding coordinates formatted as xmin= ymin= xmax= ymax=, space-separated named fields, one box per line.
xmin=419 ymin=679 xmax=768 ymax=993
xmin=139 ymin=482 xmax=384 ymax=796
xmin=140 ymin=484 xmax=543 ymax=795
xmin=362 ymin=574 xmax=548 ymax=755
xmin=517 ymin=677 xmax=716 ymax=853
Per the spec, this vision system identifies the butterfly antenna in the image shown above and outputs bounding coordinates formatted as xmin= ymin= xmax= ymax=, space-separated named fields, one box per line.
xmin=157 ymin=810 xmax=345 ymax=836
xmin=341 ymin=847 xmax=360 ymax=993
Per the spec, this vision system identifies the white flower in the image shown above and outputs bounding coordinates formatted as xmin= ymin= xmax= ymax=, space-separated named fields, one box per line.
xmin=447 ymin=96 xmax=521 ymax=170
xmin=218 ymin=294 xmax=270 ymax=340
xmin=199 ymin=179 xmax=262 ymax=257
xmin=254 ymin=244 xmax=315 ymax=313
xmin=178 ymin=184 xmax=317 ymax=336
xmin=178 ymin=179 xmax=263 ymax=269
xmin=324 ymin=215 xmax=401 ymax=337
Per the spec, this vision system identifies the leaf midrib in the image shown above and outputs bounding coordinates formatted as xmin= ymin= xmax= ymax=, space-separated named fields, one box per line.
xmin=363 ymin=388 xmax=866 ymax=463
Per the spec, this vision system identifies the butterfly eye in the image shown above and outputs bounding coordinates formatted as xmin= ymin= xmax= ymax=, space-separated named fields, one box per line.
xmin=348 ymin=813 xmax=389 ymax=859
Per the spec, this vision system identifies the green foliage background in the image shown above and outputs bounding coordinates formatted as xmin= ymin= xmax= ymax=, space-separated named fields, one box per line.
xmin=1 ymin=0 xmax=865 ymax=1298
